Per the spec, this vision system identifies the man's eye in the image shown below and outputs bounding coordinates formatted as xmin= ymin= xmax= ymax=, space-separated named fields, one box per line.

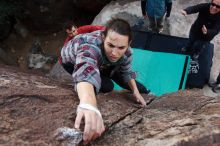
xmin=119 ymin=47 xmax=125 ymax=50
xmin=108 ymin=44 xmax=114 ymax=48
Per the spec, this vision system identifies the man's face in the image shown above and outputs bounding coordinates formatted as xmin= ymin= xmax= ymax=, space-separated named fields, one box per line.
xmin=66 ymin=26 xmax=77 ymax=37
xmin=103 ymin=30 xmax=130 ymax=63
xmin=210 ymin=0 xmax=220 ymax=14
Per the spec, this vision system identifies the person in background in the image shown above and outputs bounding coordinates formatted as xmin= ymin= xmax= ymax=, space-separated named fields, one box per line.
xmin=63 ymin=21 xmax=105 ymax=45
xmin=209 ymin=39 xmax=220 ymax=93
xmin=181 ymin=0 xmax=220 ymax=60
xmin=209 ymin=71 xmax=220 ymax=93
xmin=58 ymin=22 xmax=106 ymax=64
xmin=60 ymin=18 xmax=149 ymax=145
xmin=211 ymin=73 xmax=220 ymax=92
xmin=141 ymin=0 xmax=172 ymax=33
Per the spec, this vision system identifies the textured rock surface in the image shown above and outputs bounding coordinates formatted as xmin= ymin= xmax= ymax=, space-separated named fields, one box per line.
xmin=1 ymin=65 xmax=220 ymax=146
xmin=93 ymin=90 xmax=220 ymax=146
xmin=48 ymin=62 xmax=72 ymax=85
xmin=72 ymin=0 xmax=111 ymax=13
xmin=0 ymin=65 xmax=152 ymax=145
xmin=92 ymin=0 xmax=144 ymax=27
xmin=20 ymin=0 xmax=110 ymax=32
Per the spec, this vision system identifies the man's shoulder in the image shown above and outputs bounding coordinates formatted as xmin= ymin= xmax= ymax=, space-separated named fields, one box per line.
xmin=75 ymin=30 xmax=102 ymax=39
xmin=196 ymin=3 xmax=210 ymax=9
xmin=74 ymin=30 xmax=103 ymax=45
xmin=124 ymin=48 xmax=133 ymax=58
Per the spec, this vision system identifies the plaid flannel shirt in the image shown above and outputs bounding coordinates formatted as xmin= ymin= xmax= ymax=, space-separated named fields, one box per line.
xmin=61 ymin=30 xmax=136 ymax=93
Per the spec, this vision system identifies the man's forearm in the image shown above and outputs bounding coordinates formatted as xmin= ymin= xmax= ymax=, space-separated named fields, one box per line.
xmin=128 ymin=79 xmax=139 ymax=93
xmin=76 ymin=82 xmax=97 ymax=107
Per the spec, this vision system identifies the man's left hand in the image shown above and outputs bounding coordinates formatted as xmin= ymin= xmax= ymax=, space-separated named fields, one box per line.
xmin=202 ymin=25 xmax=208 ymax=35
xmin=133 ymin=90 xmax=146 ymax=107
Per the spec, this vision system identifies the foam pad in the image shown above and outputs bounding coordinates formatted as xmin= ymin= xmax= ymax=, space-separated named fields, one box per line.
xmin=114 ymin=49 xmax=190 ymax=96
xmin=131 ymin=30 xmax=214 ymax=89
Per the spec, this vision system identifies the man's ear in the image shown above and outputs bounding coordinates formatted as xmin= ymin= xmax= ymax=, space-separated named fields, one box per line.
xmin=101 ymin=33 xmax=106 ymax=40
xmin=129 ymin=40 xmax=132 ymax=47
xmin=66 ymin=29 xmax=70 ymax=33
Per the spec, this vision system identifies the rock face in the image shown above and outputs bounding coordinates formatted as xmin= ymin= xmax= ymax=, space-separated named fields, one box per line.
xmin=72 ymin=0 xmax=111 ymax=13
xmin=49 ymin=62 xmax=73 ymax=84
xmin=92 ymin=0 xmax=145 ymax=27
xmin=1 ymin=65 xmax=220 ymax=146
xmin=21 ymin=0 xmax=75 ymax=32
xmin=0 ymin=48 xmax=16 ymax=66
xmin=0 ymin=65 xmax=150 ymax=145
xmin=20 ymin=0 xmax=111 ymax=32
xmin=93 ymin=90 xmax=220 ymax=146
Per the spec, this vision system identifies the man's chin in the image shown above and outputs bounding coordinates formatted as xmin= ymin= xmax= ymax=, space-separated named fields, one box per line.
xmin=210 ymin=9 xmax=219 ymax=14
xmin=109 ymin=59 xmax=117 ymax=63
xmin=109 ymin=58 xmax=118 ymax=63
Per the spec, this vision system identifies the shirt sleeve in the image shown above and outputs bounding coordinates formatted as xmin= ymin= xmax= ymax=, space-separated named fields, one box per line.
xmin=205 ymin=20 xmax=220 ymax=40
xmin=118 ymin=49 xmax=137 ymax=83
xmin=72 ymin=43 xmax=102 ymax=93
xmin=184 ymin=3 xmax=207 ymax=15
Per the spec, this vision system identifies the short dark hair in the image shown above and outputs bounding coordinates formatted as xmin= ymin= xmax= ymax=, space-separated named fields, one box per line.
xmin=103 ymin=18 xmax=132 ymax=42
xmin=63 ymin=20 xmax=76 ymax=30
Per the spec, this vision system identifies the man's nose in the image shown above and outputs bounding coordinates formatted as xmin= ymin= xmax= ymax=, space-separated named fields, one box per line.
xmin=111 ymin=47 xmax=118 ymax=55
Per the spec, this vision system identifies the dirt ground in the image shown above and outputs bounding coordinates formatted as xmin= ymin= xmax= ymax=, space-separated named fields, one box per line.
xmin=1 ymin=29 xmax=66 ymax=72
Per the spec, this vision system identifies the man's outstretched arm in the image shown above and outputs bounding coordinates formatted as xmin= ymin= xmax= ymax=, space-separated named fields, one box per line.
xmin=75 ymin=82 xmax=105 ymax=145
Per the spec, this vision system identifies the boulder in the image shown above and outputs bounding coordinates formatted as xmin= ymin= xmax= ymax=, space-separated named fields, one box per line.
xmin=92 ymin=0 xmax=147 ymax=28
xmin=0 ymin=47 xmax=16 ymax=66
xmin=0 ymin=65 xmax=220 ymax=146
xmin=48 ymin=62 xmax=73 ymax=84
xmin=21 ymin=0 xmax=75 ymax=32
xmin=19 ymin=0 xmax=113 ymax=32
xmin=72 ymin=0 xmax=111 ymax=13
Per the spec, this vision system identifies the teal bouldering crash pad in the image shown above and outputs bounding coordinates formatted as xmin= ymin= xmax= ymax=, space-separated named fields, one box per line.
xmin=114 ymin=48 xmax=190 ymax=96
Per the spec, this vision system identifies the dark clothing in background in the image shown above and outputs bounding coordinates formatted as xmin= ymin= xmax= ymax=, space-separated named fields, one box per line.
xmin=141 ymin=0 xmax=172 ymax=33
xmin=184 ymin=3 xmax=220 ymax=55
xmin=217 ymin=73 xmax=220 ymax=84
xmin=141 ymin=0 xmax=172 ymax=18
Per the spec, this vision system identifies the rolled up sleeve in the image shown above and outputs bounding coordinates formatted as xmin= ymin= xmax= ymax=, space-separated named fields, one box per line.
xmin=72 ymin=44 xmax=101 ymax=93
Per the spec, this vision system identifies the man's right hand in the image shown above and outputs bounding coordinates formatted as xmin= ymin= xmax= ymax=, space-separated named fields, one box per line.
xmin=181 ymin=10 xmax=187 ymax=16
xmin=75 ymin=107 xmax=105 ymax=145
xmin=75 ymin=82 xmax=105 ymax=145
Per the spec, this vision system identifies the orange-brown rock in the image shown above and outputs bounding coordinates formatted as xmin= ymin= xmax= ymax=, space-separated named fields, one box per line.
xmin=0 ymin=65 xmax=220 ymax=146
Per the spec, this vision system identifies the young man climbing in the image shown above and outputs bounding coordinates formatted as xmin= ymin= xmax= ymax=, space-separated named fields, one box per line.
xmin=60 ymin=18 xmax=149 ymax=145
